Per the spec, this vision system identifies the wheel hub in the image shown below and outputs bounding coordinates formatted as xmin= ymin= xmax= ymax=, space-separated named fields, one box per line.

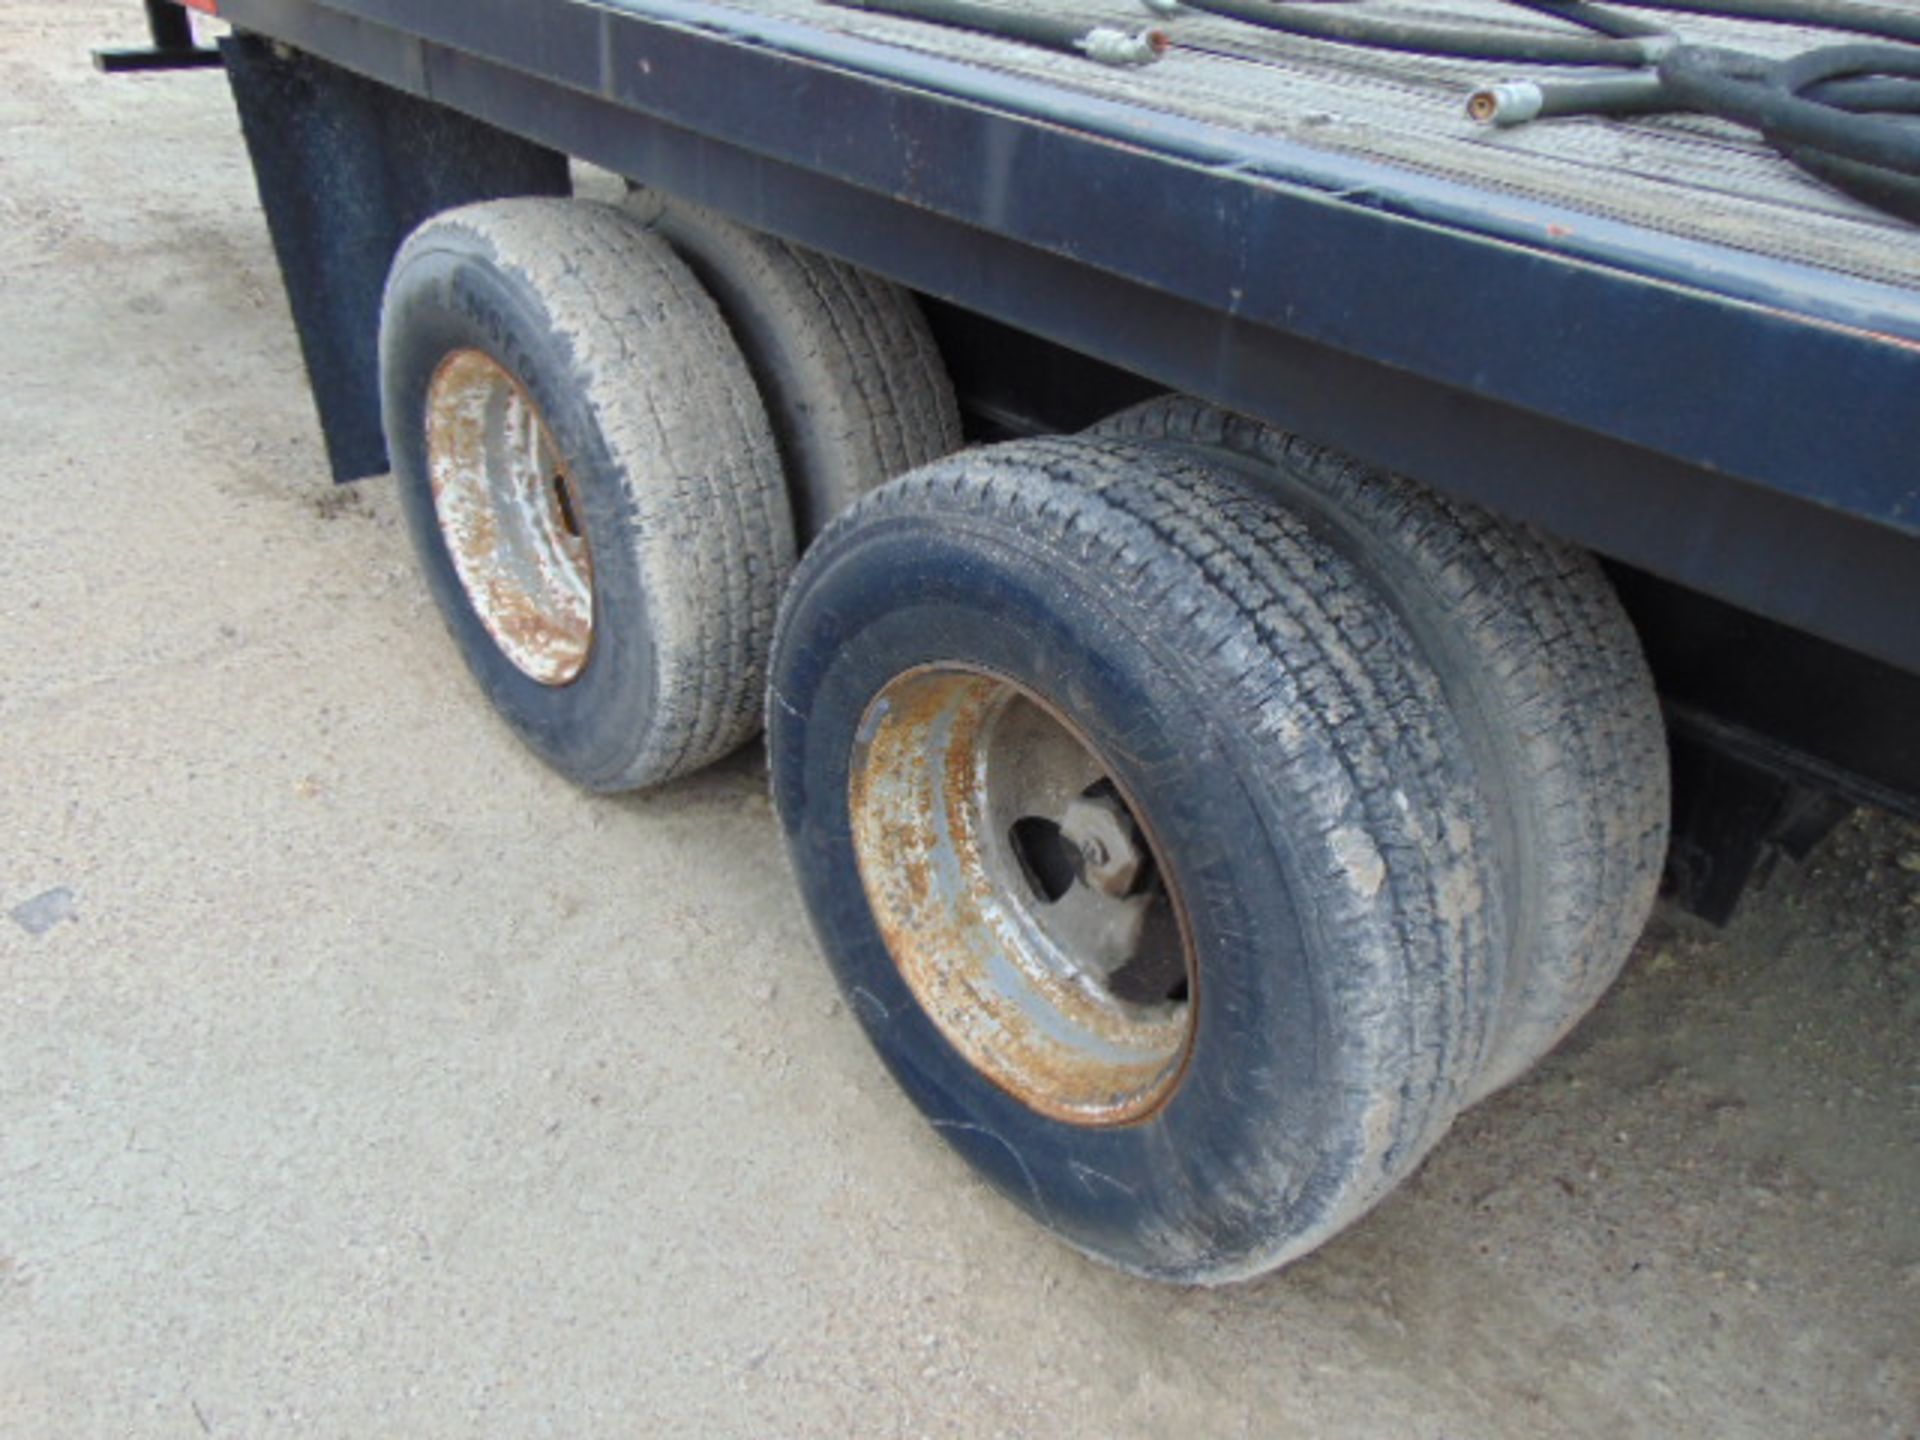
xmin=425 ymin=348 xmax=595 ymax=686
xmin=847 ymin=667 xmax=1195 ymax=1125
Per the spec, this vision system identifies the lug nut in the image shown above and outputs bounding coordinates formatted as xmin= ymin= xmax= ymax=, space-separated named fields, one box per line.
xmin=1062 ymin=792 xmax=1144 ymax=897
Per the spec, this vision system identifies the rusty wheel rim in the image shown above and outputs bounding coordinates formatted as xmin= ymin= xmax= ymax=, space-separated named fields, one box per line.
xmin=848 ymin=667 xmax=1197 ymax=1126
xmin=426 ymin=349 xmax=595 ymax=686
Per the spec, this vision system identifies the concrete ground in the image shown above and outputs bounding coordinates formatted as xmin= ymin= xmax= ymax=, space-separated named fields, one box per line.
xmin=3 ymin=5 xmax=1917 ymax=1436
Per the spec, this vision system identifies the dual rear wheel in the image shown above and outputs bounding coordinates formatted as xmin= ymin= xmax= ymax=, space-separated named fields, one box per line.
xmin=379 ymin=197 xmax=1667 ymax=1281
xmin=774 ymin=426 xmax=1665 ymax=1279
xmin=379 ymin=195 xmax=958 ymax=790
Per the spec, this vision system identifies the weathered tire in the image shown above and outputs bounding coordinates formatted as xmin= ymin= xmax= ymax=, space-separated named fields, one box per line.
xmin=380 ymin=198 xmax=793 ymax=791
xmin=628 ymin=188 xmax=963 ymax=543
xmin=1095 ymin=397 xmax=1669 ymax=1099
xmin=769 ymin=435 xmax=1505 ymax=1282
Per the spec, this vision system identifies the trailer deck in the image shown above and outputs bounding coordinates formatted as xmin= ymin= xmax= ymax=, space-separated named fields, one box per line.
xmin=755 ymin=0 xmax=1920 ymax=288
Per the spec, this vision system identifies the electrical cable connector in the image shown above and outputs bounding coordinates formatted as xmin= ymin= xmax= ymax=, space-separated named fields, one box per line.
xmin=1467 ymin=80 xmax=1546 ymax=124
xmin=1076 ymin=25 xmax=1171 ymax=64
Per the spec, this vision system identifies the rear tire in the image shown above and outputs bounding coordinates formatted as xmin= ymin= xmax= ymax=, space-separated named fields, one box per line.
xmin=1095 ymin=397 xmax=1668 ymax=1099
xmin=380 ymin=198 xmax=793 ymax=791
xmin=628 ymin=188 xmax=963 ymax=543
xmin=769 ymin=435 xmax=1505 ymax=1282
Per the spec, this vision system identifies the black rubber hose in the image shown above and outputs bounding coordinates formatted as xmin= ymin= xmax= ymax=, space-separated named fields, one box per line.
xmin=1529 ymin=45 xmax=1920 ymax=220
xmin=1170 ymin=0 xmax=1665 ymax=65
xmin=1763 ymin=45 xmax=1920 ymax=220
xmin=1503 ymin=0 xmax=1674 ymax=41
xmin=1467 ymin=37 xmax=1920 ymax=221
xmin=1189 ymin=0 xmax=1920 ymax=58
xmin=1467 ymin=70 xmax=1673 ymax=123
xmin=1782 ymin=145 xmax=1920 ymax=220
xmin=1474 ymin=65 xmax=1920 ymax=123
xmin=1801 ymin=74 xmax=1920 ymax=111
xmin=826 ymin=0 xmax=1168 ymax=61
xmin=1659 ymin=44 xmax=1920 ymax=175
xmin=1776 ymin=41 xmax=1920 ymax=110
xmin=1584 ymin=0 xmax=1920 ymax=47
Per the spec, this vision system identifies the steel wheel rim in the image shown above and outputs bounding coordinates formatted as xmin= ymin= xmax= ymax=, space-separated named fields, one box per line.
xmin=848 ymin=666 xmax=1197 ymax=1126
xmin=426 ymin=348 xmax=595 ymax=686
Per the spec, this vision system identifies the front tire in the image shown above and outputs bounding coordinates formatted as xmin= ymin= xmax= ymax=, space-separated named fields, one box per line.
xmin=769 ymin=436 xmax=1505 ymax=1282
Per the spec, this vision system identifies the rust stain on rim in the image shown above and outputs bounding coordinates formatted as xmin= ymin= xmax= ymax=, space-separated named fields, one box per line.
xmin=426 ymin=348 xmax=595 ymax=686
xmin=847 ymin=665 xmax=1198 ymax=1127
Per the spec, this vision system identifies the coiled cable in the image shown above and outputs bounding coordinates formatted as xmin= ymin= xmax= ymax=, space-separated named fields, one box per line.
xmin=1163 ymin=0 xmax=1672 ymax=65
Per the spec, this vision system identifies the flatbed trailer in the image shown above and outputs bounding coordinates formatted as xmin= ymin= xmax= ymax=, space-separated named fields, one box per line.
xmin=123 ymin=0 xmax=1920 ymax=1279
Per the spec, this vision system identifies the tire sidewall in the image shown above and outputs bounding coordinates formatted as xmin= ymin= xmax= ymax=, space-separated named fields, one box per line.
xmin=773 ymin=518 xmax=1372 ymax=1281
xmin=381 ymin=235 xmax=660 ymax=790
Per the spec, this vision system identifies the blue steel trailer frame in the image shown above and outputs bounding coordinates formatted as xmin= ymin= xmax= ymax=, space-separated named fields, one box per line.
xmin=207 ymin=0 xmax=1920 ymax=675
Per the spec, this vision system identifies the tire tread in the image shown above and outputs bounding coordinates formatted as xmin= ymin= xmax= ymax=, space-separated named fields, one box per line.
xmin=1096 ymin=398 xmax=1668 ymax=1098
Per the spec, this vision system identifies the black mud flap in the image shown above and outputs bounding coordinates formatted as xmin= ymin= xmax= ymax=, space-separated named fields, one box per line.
xmin=221 ymin=33 xmax=570 ymax=481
